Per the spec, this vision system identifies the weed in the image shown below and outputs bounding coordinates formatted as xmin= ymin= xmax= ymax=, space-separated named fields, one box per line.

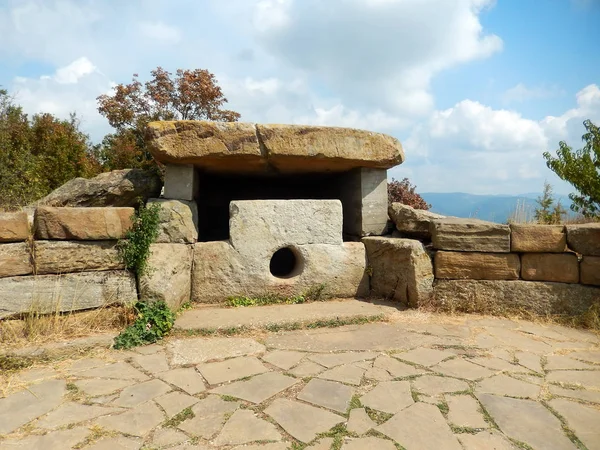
xmin=0 ymin=354 xmax=34 ymax=372
xmin=221 ymin=395 xmax=239 ymax=402
xmin=317 ymin=423 xmax=351 ymax=450
xmin=348 ymin=395 xmax=362 ymax=411
xmin=113 ymin=301 xmax=175 ymax=350
xmin=365 ymin=407 xmax=393 ymax=424
xmin=227 ymin=284 xmax=329 ymax=308
xmin=436 ymin=400 xmax=449 ymax=417
xmin=290 ymin=442 xmax=307 ymax=450
xmin=165 ymin=407 xmax=195 ymax=427
xmin=117 ymin=202 xmax=161 ymax=276
xmin=449 ymin=425 xmax=480 ymax=434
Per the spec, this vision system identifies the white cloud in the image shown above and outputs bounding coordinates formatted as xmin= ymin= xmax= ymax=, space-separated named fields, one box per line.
xmin=50 ymin=57 xmax=97 ymax=84
xmin=139 ymin=21 xmax=182 ymax=43
xmin=503 ymin=83 xmax=564 ymax=103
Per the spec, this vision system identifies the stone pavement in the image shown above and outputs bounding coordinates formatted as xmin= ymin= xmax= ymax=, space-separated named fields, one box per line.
xmin=1 ymin=312 xmax=600 ymax=450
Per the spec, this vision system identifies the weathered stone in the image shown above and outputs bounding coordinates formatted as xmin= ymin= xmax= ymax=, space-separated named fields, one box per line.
xmin=0 ymin=427 xmax=90 ymax=450
xmin=163 ymin=164 xmax=198 ymax=201
xmin=0 ymin=242 xmax=32 ymax=277
xmin=347 ymin=408 xmax=377 ymax=435
xmin=298 ymin=378 xmax=354 ymax=413
xmin=159 ymin=368 xmax=206 ymax=395
xmin=36 ymin=402 xmax=120 ymax=429
xmin=412 ymin=375 xmax=470 ymax=396
xmin=342 ymin=437 xmax=396 ymax=450
xmin=318 ymin=364 xmax=366 ymax=386
xmin=197 ymin=356 xmax=268 ymax=385
xmin=360 ymin=381 xmax=413 ymax=414
xmin=545 ymin=354 xmax=593 ymax=370
xmin=433 ymin=358 xmax=494 ymax=381
xmin=432 ymin=280 xmax=600 ymax=316
xmin=547 ymin=370 xmax=600 ymax=390
xmin=177 ymin=395 xmax=240 ymax=439
xmin=362 ymin=237 xmax=434 ymax=307
xmin=364 ymin=367 xmax=394 ymax=381
xmin=511 ymin=224 xmax=566 ymax=252
xmin=167 ymin=337 xmax=265 ymax=365
xmin=35 ymin=169 xmax=161 ymax=207
xmin=151 ymin=428 xmax=188 ymax=448
xmin=388 ymin=203 xmax=445 ymax=239
xmin=34 ymin=240 xmax=124 ymax=274
xmin=0 ymin=271 xmax=137 ymax=318
xmin=132 ymin=351 xmax=169 ymax=374
xmin=85 ymin=436 xmax=142 ymax=450
xmin=431 ymin=218 xmax=511 ymax=252
xmin=213 ymin=410 xmax=282 ymax=445
xmin=72 ymin=360 xmax=149 ymax=381
xmin=192 ymin=240 xmax=368 ymax=303
xmin=341 ymin=168 xmax=389 ymax=237
xmin=290 ymin=361 xmax=326 ymax=377
xmin=265 ymin=398 xmax=344 ymax=443
xmin=515 ymin=352 xmax=543 ymax=373
xmin=373 ymin=355 xmax=423 ymax=377
xmin=581 ymin=256 xmax=600 ymax=286
xmin=155 ymin=391 xmax=199 ymax=418
xmin=34 ymin=207 xmax=133 ymax=240
xmin=395 ymin=348 xmax=455 ymax=367
xmin=468 ymin=356 xmax=525 ymax=373
xmin=477 ymin=394 xmax=576 ymax=450
xmin=549 ymin=385 xmax=600 ymax=404
xmin=262 ymin=350 xmax=306 ymax=370
xmin=148 ymin=198 xmax=198 ymax=243
xmin=0 ymin=379 xmax=66 ymax=434
xmin=567 ymin=223 xmax=600 ymax=256
xmin=308 ymin=352 xmax=378 ymax=368
xmin=521 ymin=253 xmax=579 ymax=283
xmin=140 ymin=244 xmax=192 ymax=309
xmin=211 ymin=372 xmax=298 ymax=404
xmin=476 ymin=375 xmax=540 ymax=398
xmin=550 ymin=398 xmax=600 ymax=450
xmin=96 ymin=402 xmax=165 ymax=437
xmin=75 ymin=378 xmax=137 ymax=397
xmin=0 ymin=211 xmax=29 ymax=242
xmin=112 ymin=379 xmax=171 ymax=407
xmin=457 ymin=431 xmax=517 ymax=450
xmin=377 ymin=403 xmax=462 ymax=450
xmin=435 ymin=251 xmax=520 ymax=280
xmin=446 ymin=395 xmax=488 ymax=429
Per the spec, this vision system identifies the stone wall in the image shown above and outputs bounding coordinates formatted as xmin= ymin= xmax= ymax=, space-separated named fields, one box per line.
xmin=384 ymin=203 xmax=600 ymax=317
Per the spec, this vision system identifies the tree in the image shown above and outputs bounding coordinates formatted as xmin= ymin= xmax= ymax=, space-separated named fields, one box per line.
xmin=96 ymin=67 xmax=241 ymax=169
xmin=543 ymin=119 xmax=600 ymax=218
xmin=387 ymin=177 xmax=431 ymax=210
xmin=534 ymin=182 xmax=566 ymax=224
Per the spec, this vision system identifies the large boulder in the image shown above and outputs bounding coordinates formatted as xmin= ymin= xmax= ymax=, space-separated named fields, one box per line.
xmin=566 ymin=223 xmax=600 ymax=256
xmin=362 ymin=237 xmax=434 ymax=307
xmin=35 ymin=207 xmax=133 ymax=240
xmin=146 ymin=121 xmax=404 ymax=173
xmin=35 ymin=169 xmax=162 ymax=207
xmin=0 ymin=212 xmax=29 ymax=242
xmin=432 ymin=280 xmax=600 ymax=316
xmin=431 ymin=218 xmax=510 ymax=253
xmin=148 ymin=198 xmax=199 ymax=244
xmin=388 ymin=203 xmax=445 ymax=239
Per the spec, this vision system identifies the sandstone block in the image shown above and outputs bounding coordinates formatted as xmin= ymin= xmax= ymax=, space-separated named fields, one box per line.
xmin=140 ymin=244 xmax=193 ymax=309
xmin=0 ymin=271 xmax=137 ymax=318
xmin=388 ymin=203 xmax=445 ymax=239
xmin=580 ymin=256 xmax=600 ymax=286
xmin=0 ymin=212 xmax=29 ymax=242
xmin=0 ymin=242 xmax=33 ymax=277
xmin=163 ymin=164 xmax=198 ymax=201
xmin=434 ymin=251 xmax=520 ymax=280
xmin=362 ymin=237 xmax=434 ymax=307
xmin=431 ymin=218 xmax=510 ymax=252
xmin=510 ymin=224 xmax=566 ymax=252
xmin=566 ymin=223 xmax=600 ymax=256
xmin=192 ymin=241 xmax=368 ymax=303
xmin=35 ymin=169 xmax=161 ymax=207
xmin=148 ymin=198 xmax=198 ymax=244
xmin=34 ymin=241 xmax=124 ymax=274
xmin=521 ymin=253 xmax=579 ymax=283
xmin=34 ymin=207 xmax=133 ymax=240
xmin=432 ymin=280 xmax=600 ymax=316
xmin=229 ymin=200 xmax=343 ymax=259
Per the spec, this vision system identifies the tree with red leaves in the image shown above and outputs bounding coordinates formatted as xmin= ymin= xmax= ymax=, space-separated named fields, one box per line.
xmin=388 ymin=177 xmax=430 ymax=210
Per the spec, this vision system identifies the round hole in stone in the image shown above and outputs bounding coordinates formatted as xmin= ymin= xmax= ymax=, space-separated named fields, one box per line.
xmin=269 ymin=247 xmax=301 ymax=278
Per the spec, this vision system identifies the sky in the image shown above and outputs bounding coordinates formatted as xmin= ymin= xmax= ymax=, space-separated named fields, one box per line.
xmin=0 ymin=0 xmax=599 ymax=195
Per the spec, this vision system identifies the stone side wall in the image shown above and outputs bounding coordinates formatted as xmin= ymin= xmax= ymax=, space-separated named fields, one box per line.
xmin=385 ymin=203 xmax=600 ymax=317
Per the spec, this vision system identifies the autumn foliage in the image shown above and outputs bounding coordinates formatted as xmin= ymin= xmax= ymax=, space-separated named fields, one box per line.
xmin=387 ymin=177 xmax=431 ymax=210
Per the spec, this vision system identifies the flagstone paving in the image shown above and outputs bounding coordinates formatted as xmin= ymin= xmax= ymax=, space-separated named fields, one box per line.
xmin=1 ymin=312 xmax=600 ymax=449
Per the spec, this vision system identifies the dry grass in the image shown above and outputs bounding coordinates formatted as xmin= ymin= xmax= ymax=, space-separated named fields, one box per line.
xmin=0 ymin=304 xmax=135 ymax=348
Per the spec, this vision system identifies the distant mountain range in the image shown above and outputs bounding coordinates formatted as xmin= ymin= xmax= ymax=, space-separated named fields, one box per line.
xmin=420 ymin=192 xmax=574 ymax=224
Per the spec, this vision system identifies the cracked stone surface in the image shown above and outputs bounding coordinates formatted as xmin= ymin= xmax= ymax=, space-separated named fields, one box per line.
xmin=2 ymin=312 xmax=599 ymax=450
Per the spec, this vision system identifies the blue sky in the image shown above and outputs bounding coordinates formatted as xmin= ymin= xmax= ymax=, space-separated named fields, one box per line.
xmin=0 ymin=0 xmax=598 ymax=195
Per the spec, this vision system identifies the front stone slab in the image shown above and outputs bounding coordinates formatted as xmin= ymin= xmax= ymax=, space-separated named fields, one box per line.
xmin=431 ymin=218 xmax=511 ymax=252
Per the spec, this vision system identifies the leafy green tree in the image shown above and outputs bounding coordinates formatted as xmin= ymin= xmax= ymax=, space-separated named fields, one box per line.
xmin=543 ymin=119 xmax=600 ymax=218
xmin=96 ymin=67 xmax=240 ymax=170
xmin=534 ymin=182 xmax=566 ymax=224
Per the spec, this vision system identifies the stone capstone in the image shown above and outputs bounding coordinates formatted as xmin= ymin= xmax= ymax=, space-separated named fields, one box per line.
xmin=0 ymin=271 xmax=137 ymax=318
xmin=139 ymin=244 xmax=193 ymax=309
xmin=388 ymin=203 xmax=445 ymax=239
xmin=34 ymin=207 xmax=133 ymax=240
xmin=581 ymin=256 xmax=600 ymax=286
xmin=33 ymin=241 xmax=124 ymax=274
xmin=434 ymin=251 xmax=520 ymax=280
xmin=431 ymin=218 xmax=511 ymax=252
xmin=521 ymin=253 xmax=579 ymax=283
xmin=510 ymin=224 xmax=566 ymax=253
xmin=34 ymin=169 xmax=162 ymax=207
xmin=566 ymin=223 xmax=600 ymax=256
xmin=146 ymin=121 xmax=404 ymax=173
xmin=147 ymin=198 xmax=198 ymax=243
xmin=432 ymin=280 xmax=600 ymax=316
xmin=362 ymin=237 xmax=434 ymax=307
xmin=0 ymin=211 xmax=29 ymax=242
xmin=0 ymin=242 xmax=33 ymax=277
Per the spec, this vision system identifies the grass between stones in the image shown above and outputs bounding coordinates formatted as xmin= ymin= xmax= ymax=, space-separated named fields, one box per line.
xmin=227 ymin=284 xmax=329 ymax=307
xmin=541 ymin=400 xmax=587 ymax=449
xmin=365 ymin=406 xmax=393 ymax=424
xmin=164 ymin=407 xmax=195 ymax=428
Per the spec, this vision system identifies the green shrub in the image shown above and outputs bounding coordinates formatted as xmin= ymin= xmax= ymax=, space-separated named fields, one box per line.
xmin=113 ymin=301 xmax=175 ymax=349
xmin=118 ymin=202 xmax=161 ymax=275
